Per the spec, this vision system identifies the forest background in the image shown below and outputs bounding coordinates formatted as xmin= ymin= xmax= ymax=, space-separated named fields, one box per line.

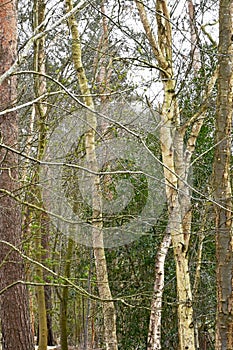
xmin=0 ymin=0 xmax=232 ymax=349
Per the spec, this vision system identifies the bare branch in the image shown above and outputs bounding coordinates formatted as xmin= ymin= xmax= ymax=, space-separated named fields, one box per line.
xmin=0 ymin=0 xmax=88 ymax=85
xmin=134 ymin=0 xmax=170 ymax=77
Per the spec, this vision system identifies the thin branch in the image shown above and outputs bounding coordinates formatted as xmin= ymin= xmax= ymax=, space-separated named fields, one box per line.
xmin=0 ymin=140 xmax=231 ymax=214
xmin=0 ymin=87 xmax=131 ymax=117
xmin=113 ymin=56 xmax=168 ymax=75
xmin=134 ymin=0 xmax=170 ymax=77
xmin=180 ymin=67 xmax=218 ymax=132
xmin=0 ymin=240 xmax=150 ymax=309
xmin=0 ymin=91 xmax=62 ymax=116
xmin=0 ymin=0 xmax=89 ymax=85
xmin=201 ymin=23 xmax=218 ymax=47
xmin=0 ymin=240 xmax=104 ymax=301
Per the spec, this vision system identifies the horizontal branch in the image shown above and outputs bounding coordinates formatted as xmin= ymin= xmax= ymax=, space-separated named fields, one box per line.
xmin=113 ymin=56 xmax=168 ymax=75
xmin=0 ymin=140 xmax=231 ymax=215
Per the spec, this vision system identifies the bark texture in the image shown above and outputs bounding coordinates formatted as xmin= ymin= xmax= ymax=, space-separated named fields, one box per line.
xmin=59 ymin=238 xmax=73 ymax=350
xmin=64 ymin=1 xmax=118 ymax=349
xmin=0 ymin=1 xmax=34 ymax=349
xmin=33 ymin=0 xmax=48 ymax=348
xmin=147 ymin=233 xmax=171 ymax=350
xmin=213 ymin=0 xmax=233 ymax=348
xmin=134 ymin=0 xmax=210 ymax=348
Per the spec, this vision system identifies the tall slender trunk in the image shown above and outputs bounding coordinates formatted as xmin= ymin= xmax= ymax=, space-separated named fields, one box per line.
xmin=134 ymin=1 xmax=195 ymax=348
xmin=134 ymin=0 xmax=217 ymax=348
xmin=0 ymin=1 xmax=34 ymax=349
xmin=59 ymin=238 xmax=73 ymax=350
xmin=64 ymin=1 xmax=118 ymax=349
xmin=192 ymin=207 xmax=208 ymax=350
xmin=147 ymin=232 xmax=171 ymax=350
xmin=33 ymin=0 xmax=48 ymax=348
xmin=213 ymin=0 xmax=233 ymax=348
xmin=42 ymin=230 xmax=56 ymax=346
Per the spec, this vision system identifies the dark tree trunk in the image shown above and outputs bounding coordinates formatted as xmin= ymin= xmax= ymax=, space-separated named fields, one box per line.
xmin=213 ymin=0 xmax=233 ymax=348
xmin=45 ymin=284 xmax=56 ymax=346
xmin=42 ymin=225 xmax=56 ymax=346
xmin=0 ymin=1 xmax=34 ymax=349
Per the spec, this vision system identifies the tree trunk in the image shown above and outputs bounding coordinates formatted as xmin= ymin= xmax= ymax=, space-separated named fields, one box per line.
xmin=64 ymin=1 xmax=118 ymax=350
xmin=0 ymin=1 xmax=34 ymax=349
xmin=42 ymin=232 xmax=56 ymax=346
xmin=213 ymin=0 xmax=233 ymax=348
xmin=147 ymin=232 xmax=171 ymax=350
xmin=33 ymin=0 xmax=48 ymax=348
xmin=134 ymin=0 xmax=209 ymax=348
xmin=60 ymin=238 xmax=74 ymax=350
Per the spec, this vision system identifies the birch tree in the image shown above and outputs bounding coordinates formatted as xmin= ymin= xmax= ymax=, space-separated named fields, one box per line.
xmin=0 ymin=0 xmax=223 ymax=348
xmin=147 ymin=1 xmax=203 ymax=348
xmin=32 ymin=1 xmax=49 ymax=348
xmin=134 ymin=0 xmax=217 ymax=348
xmin=64 ymin=0 xmax=118 ymax=349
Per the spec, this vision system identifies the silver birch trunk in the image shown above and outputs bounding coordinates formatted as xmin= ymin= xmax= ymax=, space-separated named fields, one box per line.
xmin=147 ymin=233 xmax=171 ymax=350
xmin=134 ymin=0 xmax=216 ymax=348
xmin=64 ymin=1 xmax=118 ymax=349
